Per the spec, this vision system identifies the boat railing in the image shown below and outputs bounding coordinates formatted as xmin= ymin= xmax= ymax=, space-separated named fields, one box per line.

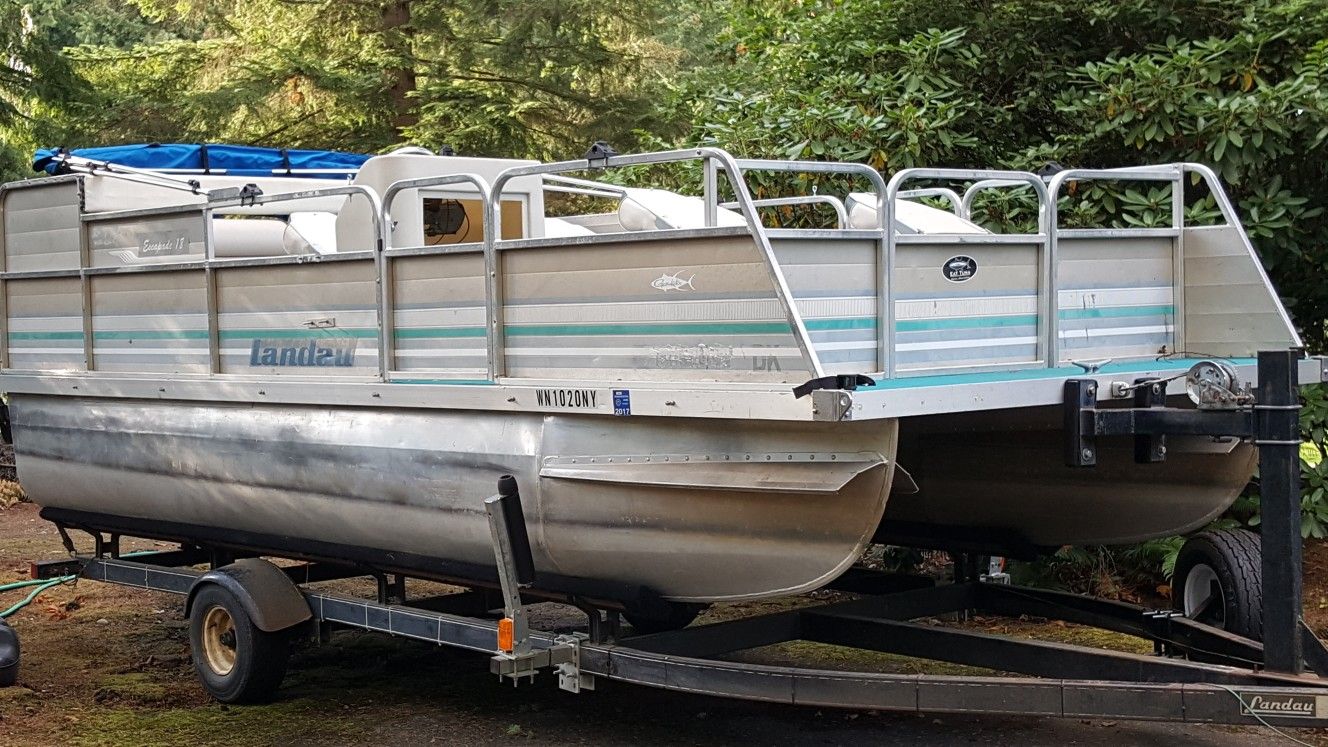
xmin=485 ymin=148 xmax=888 ymax=381
xmin=883 ymin=168 xmax=1050 ymax=377
xmin=0 ymin=178 xmax=383 ymax=375
xmin=898 ymin=187 xmax=964 ymax=217
xmin=379 ymin=172 xmax=498 ymax=379
xmin=1043 ymin=163 xmax=1302 ymax=355
xmin=717 ymin=196 xmax=849 ymax=228
xmin=1 ymin=150 xmax=1296 ymax=390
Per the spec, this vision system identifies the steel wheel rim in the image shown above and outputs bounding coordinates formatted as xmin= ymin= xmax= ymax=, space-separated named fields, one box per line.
xmin=1182 ymin=563 xmax=1225 ymax=627
xmin=201 ymin=605 xmax=238 ymax=676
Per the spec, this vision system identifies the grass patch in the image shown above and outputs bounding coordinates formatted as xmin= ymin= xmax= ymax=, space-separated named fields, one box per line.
xmin=72 ymin=698 xmax=361 ymax=747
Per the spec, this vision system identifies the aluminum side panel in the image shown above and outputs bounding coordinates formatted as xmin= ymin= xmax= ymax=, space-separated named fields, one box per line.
xmin=12 ymin=395 xmax=897 ymax=602
xmin=1184 ymin=225 xmax=1298 ymax=356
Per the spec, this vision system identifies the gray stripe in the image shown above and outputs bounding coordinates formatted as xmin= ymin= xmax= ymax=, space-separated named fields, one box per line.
xmin=896 ymin=326 xmax=1038 ymax=344
xmin=394 ymin=355 xmax=487 ymax=368
xmin=816 ymin=349 xmax=877 ymax=365
xmin=808 ymin=329 xmax=877 ymax=343
xmin=897 ymin=346 xmax=1038 ymax=365
xmin=1060 ymin=333 xmax=1171 ymax=349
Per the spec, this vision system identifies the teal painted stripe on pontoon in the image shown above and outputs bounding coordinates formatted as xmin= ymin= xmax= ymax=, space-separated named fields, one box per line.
xmin=862 ymin=358 xmax=1257 ymax=390
xmin=393 ymin=328 xmax=487 ymax=339
xmin=1059 ymin=305 xmax=1174 ymax=321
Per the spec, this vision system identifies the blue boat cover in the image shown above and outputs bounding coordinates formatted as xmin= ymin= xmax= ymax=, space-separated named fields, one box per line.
xmin=33 ymin=143 xmax=371 ymax=178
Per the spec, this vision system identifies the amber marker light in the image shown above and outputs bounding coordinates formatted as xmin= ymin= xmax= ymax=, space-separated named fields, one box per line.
xmin=497 ymin=617 xmax=515 ymax=653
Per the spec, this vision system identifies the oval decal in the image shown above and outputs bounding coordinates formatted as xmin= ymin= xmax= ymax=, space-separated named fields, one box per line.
xmin=942 ymin=255 xmax=977 ymax=283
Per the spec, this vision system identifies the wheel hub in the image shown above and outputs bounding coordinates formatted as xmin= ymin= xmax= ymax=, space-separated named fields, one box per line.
xmin=1182 ymin=563 xmax=1226 ymax=628
xmin=201 ymin=605 xmax=238 ymax=676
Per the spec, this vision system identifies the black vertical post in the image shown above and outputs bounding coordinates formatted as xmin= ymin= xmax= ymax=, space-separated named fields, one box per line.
xmin=1257 ymin=349 xmax=1303 ymax=673
xmin=495 ymin=475 xmax=536 ymax=586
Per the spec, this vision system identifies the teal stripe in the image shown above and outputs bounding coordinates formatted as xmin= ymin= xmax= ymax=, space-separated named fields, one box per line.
xmin=896 ymin=314 xmax=1036 ymax=333
xmin=505 ymin=321 xmax=792 ymax=337
xmin=862 ymin=357 xmax=1255 ymax=390
xmin=1059 ymin=304 xmax=1174 ymax=321
xmin=8 ymin=304 xmax=1170 ymax=344
xmin=9 ymin=331 xmax=83 ymax=341
xmin=394 ymin=327 xmax=487 ymax=339
xmin=806 ymin=318 xmax=876 ymax=331
xmin=392 ymin=378 xmax=494 ymax=386
xmin=94 ymin=330 xmax=208 ymax=341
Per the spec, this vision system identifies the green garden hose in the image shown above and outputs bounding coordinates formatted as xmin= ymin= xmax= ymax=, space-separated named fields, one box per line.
xmin=0 ymin=576 xmax=74 ymax=618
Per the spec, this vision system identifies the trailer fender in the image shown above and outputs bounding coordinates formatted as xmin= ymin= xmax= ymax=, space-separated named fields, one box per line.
xmin=185 ymin=559 xmax=311 ymax=633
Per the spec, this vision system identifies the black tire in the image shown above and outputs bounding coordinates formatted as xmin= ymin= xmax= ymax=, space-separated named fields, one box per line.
xmin=0 ymin=620 xmax=18 ymax=687
xmin=188 ymin=584 xmax=289 ymax=703
xmin=1173 ymin=529 xmax=1262 ymax=640
xmin=622 ymin=602 xmax=706 ymax=634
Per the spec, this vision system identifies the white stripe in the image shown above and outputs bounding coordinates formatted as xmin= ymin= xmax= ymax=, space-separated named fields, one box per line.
xmin=393 ymin=307 xmax=485 ymax=326
xmin=895 ymin=295 xmax=1038 ymax=321
xmin=8 ymin=316 xmax=84 ymax=332
xmin=90 ymin=347 xmax=208 ymax=356
xmin=389 ymin=348 xmax=487 ymax=358
xmin=218 ymin=310 xmax=378 ymax=327
xmin=1059 ymin=324 xmax=1174 ymax=339
xmin=6 ymin=346 xmax=84 ymax=355
xmin=1058 ymin=286 xmax=1173 ymax=308
xmin=812 ymin=341 xmax=877 ymax=352
xmin=897 ymin=336 xmax=1038 ymax=352
xmin=503 ymin=298 xmax=789 ymax=325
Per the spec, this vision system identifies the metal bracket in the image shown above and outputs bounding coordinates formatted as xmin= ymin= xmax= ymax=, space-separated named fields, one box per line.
xmin=489 ymin=638 xmax=579 ymax=686
xmin=1064 ymin=378 xmax=1255 ymax=467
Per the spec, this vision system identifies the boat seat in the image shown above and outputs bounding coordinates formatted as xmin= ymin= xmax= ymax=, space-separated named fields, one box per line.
xmin=211 ymin=218 xmax=317 ymax=258
xmin=845 ymin=193 xmax=989 ymax=234
xmin=618 ymin=188 xmax=746 ymax=231
xmin=545 ymin=217 xmax=597 ymax=237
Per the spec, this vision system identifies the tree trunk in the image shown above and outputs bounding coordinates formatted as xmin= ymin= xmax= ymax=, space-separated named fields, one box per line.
xmin=382 ymin=0 xmax=418 ymax=137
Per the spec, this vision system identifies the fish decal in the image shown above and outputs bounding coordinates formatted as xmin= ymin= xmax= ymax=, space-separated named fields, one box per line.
xmin=651 ymin=271 xmax=696 ymax=292
xmin=941 ymin=255 xmax=977 ymax=282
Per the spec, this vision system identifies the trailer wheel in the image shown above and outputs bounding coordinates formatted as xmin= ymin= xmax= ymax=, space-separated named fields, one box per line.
xmin=1173 ymin=529 xmax=1262 ymax=641
xmin=188 ymin=584 xmax=289 ymax=703
xmin=623 ymin=602 xmax=706 ymax=634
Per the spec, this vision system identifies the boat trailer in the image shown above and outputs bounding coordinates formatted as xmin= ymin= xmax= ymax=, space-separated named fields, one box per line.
xmin=25 ymin=349 xmax=1328 ymax=727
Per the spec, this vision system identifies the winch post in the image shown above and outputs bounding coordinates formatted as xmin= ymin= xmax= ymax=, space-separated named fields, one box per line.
xmin=1256 ymin=349 xmax=1303 ymax=673
xmin=484 ymin=475 xmax=535 ymax=657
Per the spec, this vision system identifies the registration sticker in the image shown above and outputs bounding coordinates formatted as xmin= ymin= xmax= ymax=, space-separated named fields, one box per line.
xmin=613 ymin=389 xmax=631 ymax=416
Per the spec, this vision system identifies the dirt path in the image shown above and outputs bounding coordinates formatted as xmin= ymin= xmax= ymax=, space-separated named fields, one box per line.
xmin=0 ymin=502 xmax=1324 ymax=746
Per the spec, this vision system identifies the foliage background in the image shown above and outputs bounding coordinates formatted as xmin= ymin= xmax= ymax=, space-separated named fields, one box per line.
xmin=3 ymin=0 xmax=1328 ymax=586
